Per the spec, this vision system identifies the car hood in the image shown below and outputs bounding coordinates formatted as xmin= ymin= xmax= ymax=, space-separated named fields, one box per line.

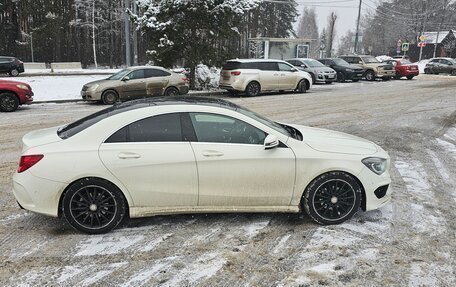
xmin=0 ymin=80 xmax=28 ymax=86
xmin=22 ymin=126 xmax=62 ymax=152
xmin=83 ymin=78 xmax=111 ymax=87
xmin=290 ymin=124 xmax=378 ymax=155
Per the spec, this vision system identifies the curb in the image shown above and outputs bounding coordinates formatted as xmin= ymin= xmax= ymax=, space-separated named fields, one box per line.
xmin=30 ymin=90 xmax=228 ymax=105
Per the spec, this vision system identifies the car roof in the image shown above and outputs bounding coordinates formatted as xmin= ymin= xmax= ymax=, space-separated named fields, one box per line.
xmin=127 ymin=66 xmax=169 ymax=71
xmin=226 ymin=59 xmax=288 ymax=63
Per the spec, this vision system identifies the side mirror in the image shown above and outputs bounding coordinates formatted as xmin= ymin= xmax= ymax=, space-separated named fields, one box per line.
xmin=358 ymin=61 xmax=363 ymax=64
xmin=300 ymin=64 xmax=307 ymax=68
xmin=122 ymin=76 xmax=130 ymax=81
xmin=264 ymin=134 xmax=279 ymax=150
xmin=291 ymin=67 xmax=298 ymax=72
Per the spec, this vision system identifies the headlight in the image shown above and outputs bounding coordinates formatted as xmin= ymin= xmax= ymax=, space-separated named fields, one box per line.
xmin=345 ymin=68 xmax=354 ymax=72
xmin=16 ymin=84 xmax=29 ymax=90
xmin=88 ymin=84 xmax=99 ymax=91
xmin=362 ymin=157 xmax=387 ymax=175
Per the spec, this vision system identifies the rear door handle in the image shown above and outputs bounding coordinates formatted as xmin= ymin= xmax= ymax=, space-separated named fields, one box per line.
xmin=118 ymin=152 xmax=141 ymax=159
xmin=202 ymin=150 xmax=224 ymax=157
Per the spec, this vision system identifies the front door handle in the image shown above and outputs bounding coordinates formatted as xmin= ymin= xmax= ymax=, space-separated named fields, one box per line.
xmin=118 ymin=152 xmax=141 ymax=159
xmin=202 ymin=150 xmax=224 ymax=157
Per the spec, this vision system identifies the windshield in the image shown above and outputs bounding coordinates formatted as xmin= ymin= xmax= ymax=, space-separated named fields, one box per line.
xmin=303 ymin=59 xmax=325 ymax=68
xmin=333 ymin=58 xmax=350 ymax=66
xmin=400 ymin=59 xmax=412 ymax=64
xmin=361 ymin=56 xmax=380 ymax=63
xmin=235 ymin=106 xmax=292 ymax=137
xmin=108 ymin=69 xmax=131 ymax=80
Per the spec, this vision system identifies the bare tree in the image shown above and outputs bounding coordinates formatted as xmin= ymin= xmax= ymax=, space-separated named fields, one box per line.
xmin=326 ymin=12 xmax=337 ymax=57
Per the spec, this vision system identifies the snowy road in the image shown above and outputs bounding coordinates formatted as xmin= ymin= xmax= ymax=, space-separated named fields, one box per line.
xmin=0 ymin=75 xmax=455 ymax=286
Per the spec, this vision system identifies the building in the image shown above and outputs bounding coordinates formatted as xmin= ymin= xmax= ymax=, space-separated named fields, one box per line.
xmin=408 ymin=30 xmax=456 ymax=62
xmin=248 ymin=37 xmax=315 ymax=60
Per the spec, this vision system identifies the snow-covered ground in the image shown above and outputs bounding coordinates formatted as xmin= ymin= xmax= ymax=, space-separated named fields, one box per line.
xmin=22 ymin=68 xmax=120 ymax=75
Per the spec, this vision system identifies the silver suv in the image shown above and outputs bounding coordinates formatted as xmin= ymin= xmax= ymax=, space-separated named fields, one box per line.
xmin=219 ymin=59 xmax=313 ymax=96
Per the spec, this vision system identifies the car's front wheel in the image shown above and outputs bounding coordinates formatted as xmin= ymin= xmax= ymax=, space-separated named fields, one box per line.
xmin=102 ymin=90 xmax=118 ymax=105
xmin=302 ymin=171 xmax=362 ymax=225
xmin=0 ymin=92 xmax=19 ymax=112
xmin=62 ymin=178 xmax=127 ymax=234
xmin=364 ymin=70 xmax=375 ymax=81
xmin=245 ymin=81 xmax=261 ymax=97
xmin=9 ymin=68 xmax=19 ymax=77
xmin=297 ymin=79 xmax=308 ymax=93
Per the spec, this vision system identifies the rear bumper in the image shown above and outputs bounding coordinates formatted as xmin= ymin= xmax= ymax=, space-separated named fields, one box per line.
xmin=398 ymin=70 xmax=419 ymax=77
xmin=376 ymin=70 xmax=396 ymax=78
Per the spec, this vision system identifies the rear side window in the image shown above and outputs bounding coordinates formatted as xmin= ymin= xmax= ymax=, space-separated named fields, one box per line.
xmin=145 ymin=69 xmax=171 ymax=77
xmin=106 ymin=113 xmax=183 ymax=143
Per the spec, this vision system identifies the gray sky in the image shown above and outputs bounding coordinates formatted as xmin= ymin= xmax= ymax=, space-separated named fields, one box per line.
xmin=294 ymin=0 xmax=376 ymax=44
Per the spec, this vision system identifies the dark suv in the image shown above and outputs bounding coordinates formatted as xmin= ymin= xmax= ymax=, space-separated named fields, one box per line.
xmin=0 ymin=56 xmax=25 ymax=77
xmin=317 ymin=58 xmax=364 ymax=82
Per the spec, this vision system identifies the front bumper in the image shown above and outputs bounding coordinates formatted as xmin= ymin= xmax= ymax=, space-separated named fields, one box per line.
xmin=357 ymin=167 xmax=392 ymax=211
xmin=346 ymin=71 xmax=364 ymax=80
xmin=12 ymin=171 xmax=66 ymax=217
xmin=316 ymin=73 xmax=337 ymax=83
xmin=81 ymin=90 xmax=102 ymax=101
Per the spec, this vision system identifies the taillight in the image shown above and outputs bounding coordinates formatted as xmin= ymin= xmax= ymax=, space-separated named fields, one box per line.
xmin=18 ymin=155 xmax=44 ymax=173
xmin=231 ymin=71 xmax=241 ymax=76
xmin=181 ymin=77 xmax=189 ymax=82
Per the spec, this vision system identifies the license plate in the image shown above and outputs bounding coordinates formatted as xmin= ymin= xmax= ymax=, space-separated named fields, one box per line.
xmin=328 ymin=75 xmax=335 ymax=79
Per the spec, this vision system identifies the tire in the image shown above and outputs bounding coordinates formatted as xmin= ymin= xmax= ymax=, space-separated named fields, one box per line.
xmin=245 ymin=81 xmax=261 ymax=97
xmin=424 ymin=68 xmax=430 ymax=74
xmin=337 ymin=72 xmax=345 ymax=83
xmin=406 ymin=75 xmax=415 ymax=80
xmin=395 ymin=74 xmax=402 ymax=80
xmin=364 ymin=70 xmax=375 ymax=81
xmin=451 ymin=70 xmax=456 ymax=76
xmin=102 ymin=90 xmax=118 ymax=105
xmin=62 ymin=178 xmax=127 ymax=234
xmin=302 ymin=171 xmax=362 ymax=225
xmin=164 ymin=87 xmax=179 ymax=97
xmin=297 ymin=79 xmax=308 ymax=93
xmin=9 ymin=68 xmax=19 ymax=77
xmin=0 ymin=92 xmax=20 ymax=112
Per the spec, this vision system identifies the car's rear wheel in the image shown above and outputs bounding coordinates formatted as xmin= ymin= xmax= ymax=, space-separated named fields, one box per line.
xmin=451 ymin=70 xmax=456 ymax=76
xmin=406 ymin=75 xmax=415 ymax=80
xmin=297 ymin=79 xmax=308 ymax=93
xmin=337 ymin=72 xmax=345 ymax=83
xmin=245 ymin=81 xmax=261 ymax=97
xmin=102 ymin=90 xmax=118 ymax=105
xmin=364 ymin=70 xmax=375 ymax=81
xmin=9 ymin=69 xmax=19 ymax=77
xmin=424 ymin=68 xmax=431 ymax=74
xmin=0 ymin=92 xmax=19 ymax=112
xmin=302 ymin=171 xmax=362 ymax=225
xmin=164 ymin=87 xmax=179 ymax=97
xmin=62 ymin=178 xmax=127 ymax=234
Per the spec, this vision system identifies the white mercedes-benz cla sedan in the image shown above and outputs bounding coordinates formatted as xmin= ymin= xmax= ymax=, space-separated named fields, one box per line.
xmin=13 ymin=97 xmax=392 ymax=234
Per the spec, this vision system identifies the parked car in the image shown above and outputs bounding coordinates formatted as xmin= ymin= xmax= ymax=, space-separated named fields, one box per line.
xmin=286 ymin=58 xmax=337 ymax=84
xmin=81 ymin=66 xmax=189 ymax=105
xmin=339 ymin=55 xmax=396 ymax=81
xmin=13 ymin=97 xmax=391 ymax=234
xmin=384 ymin=59 xmax=419 ymax=80
xmin=424 ymin=58 xmax=456 ymax=75
xmin=317 ymin=58 xmax=364 ymax=82
xmin=0 ymin=56 xmax=25 ymax=76
xmin=219 ymin=59 xmax=312 ymax=96
xmin=0 ymin=80 xmax=33 ymax=112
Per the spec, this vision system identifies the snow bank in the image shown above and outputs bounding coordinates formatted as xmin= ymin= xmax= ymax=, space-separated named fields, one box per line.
xmin=415 ymin=59 xmax=430 ymax=73
xmin=195 ymin=64 xmax=220 ymax=90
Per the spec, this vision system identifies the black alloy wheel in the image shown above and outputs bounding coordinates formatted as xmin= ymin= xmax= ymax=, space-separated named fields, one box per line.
xmin=302 ymin=171 xmax=361 ymax=225
xmin=102 ymin=90 xmax=118 ymax=105
xmin=0 ymin=92 xmax=19 ymax=112
xmin=337 ymin=72 xmax=345 ymax=83
xmin=9 ymin=69 xmax=19 ymax=77
xmin=63 ymin=178 xmax=126 ymax=234
xmin=364 ymin=70 xmax=375 ymax=81
xmin=165 ymin=87 xmax=179 ymax=97
xmin=245 ymin=81 xmax=261 ymax=97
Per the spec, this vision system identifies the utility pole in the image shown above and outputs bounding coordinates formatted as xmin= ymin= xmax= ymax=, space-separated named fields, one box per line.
xmin=418 ymin=0 xmax=428 ymax=61
xmin=132 ymin=2 xmax=138 ymax=66
xmin=125 ymin=0 xmax=131 ymax=67
xmin=433 ymin=0 xmax=448 ymax=58
xmin=354 ymin=0 xmax=362 ymax=54
xmin=30 ymin=31 xmax=34 ymax=62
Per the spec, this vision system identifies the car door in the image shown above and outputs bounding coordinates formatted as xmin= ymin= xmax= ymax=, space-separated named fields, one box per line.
xmin=98 ymin=113 xmax=198 ymax=209
xmin=188 ymin=112 xmax=296 ymax=207
xmin=145 ymin=68 xmax=171 ymax=96
xmin=439 ymin=59 xmax=451 ymax=73
xmin=277 ymin=62 xmax=297 ymax=90
xmin=117 ymin=69 xmax=147 ymax=100
xmin=0 ymin=57 xmax=10 ymax=72
xmin=258 ymin=62 xmax=279 ymax=91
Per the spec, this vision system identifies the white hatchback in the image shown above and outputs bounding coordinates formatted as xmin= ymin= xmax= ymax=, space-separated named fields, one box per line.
xmin=13 ymin=97 xmax=392 ymax=234
xmin=219 ymin=59 xmax=313 ymax=96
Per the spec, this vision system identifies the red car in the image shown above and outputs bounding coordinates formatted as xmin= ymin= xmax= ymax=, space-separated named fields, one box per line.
xmin=0 ymin=80 xmax=33 ymax=112
xmin=385 ymin=59 xmax=419 ymax=80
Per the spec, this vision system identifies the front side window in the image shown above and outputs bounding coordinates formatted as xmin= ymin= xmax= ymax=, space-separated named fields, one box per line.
xmin=106 ymin=113 xmax=183 ymax=143
xmin=128 ymin=69 xmax=145 ymax=80
xmin=278 ymin=62 xmax=294 ymax=71
xmin=189 ymin=113 xmax=266 ymax=145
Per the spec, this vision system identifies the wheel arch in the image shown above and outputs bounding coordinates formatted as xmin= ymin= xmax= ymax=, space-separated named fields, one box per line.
xmin=58 ymin=176 xmax=131 ymax=218
xmin=0 ymin=90 xmax=19 ymax=99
